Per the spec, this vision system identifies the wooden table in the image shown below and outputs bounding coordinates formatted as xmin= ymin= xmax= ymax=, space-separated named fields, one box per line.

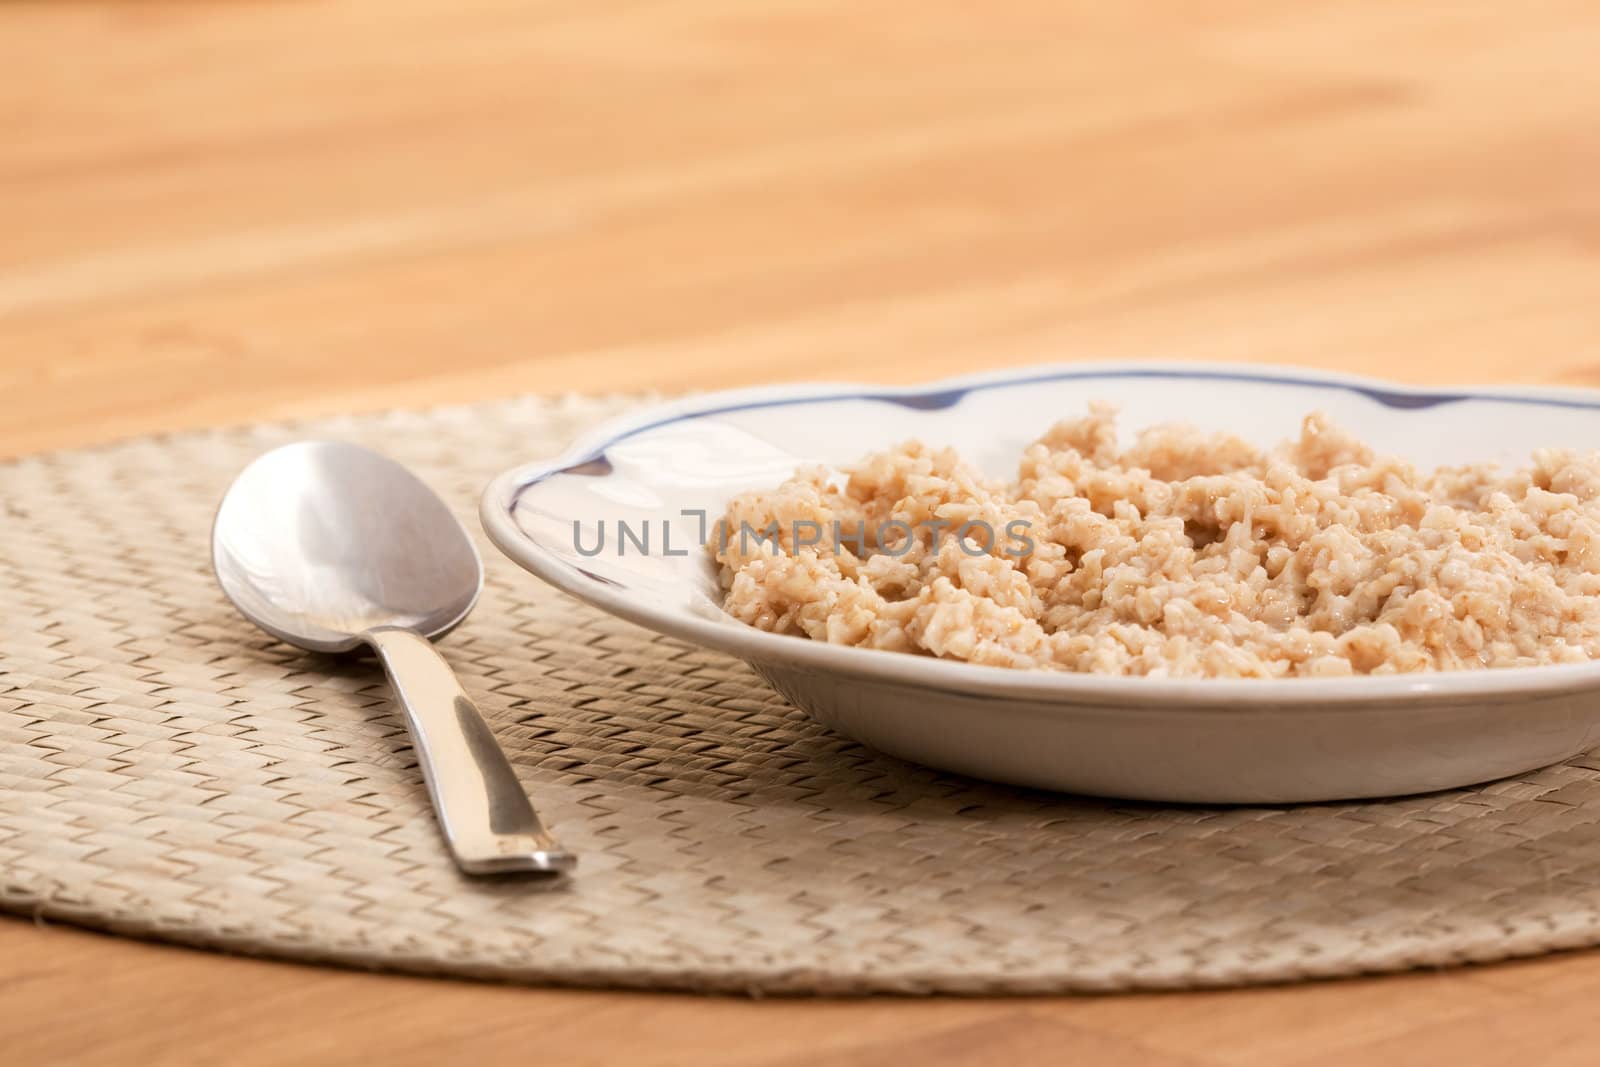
xmin=5 ymin=2 xmax=1600 ymax=1063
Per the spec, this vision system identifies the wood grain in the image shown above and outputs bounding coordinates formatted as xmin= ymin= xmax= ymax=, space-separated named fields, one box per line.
xmin=4 ymin=1 xmax=1600 ymax=1063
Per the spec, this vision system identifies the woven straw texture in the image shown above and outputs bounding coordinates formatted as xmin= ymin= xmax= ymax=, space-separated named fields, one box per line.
xmin=6 ymin=395 xmax=1600 ymax=995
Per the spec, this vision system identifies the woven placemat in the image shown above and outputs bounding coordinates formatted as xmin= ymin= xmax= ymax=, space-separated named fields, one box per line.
xmin=5 ymin=394 xmax=1600 ymax=995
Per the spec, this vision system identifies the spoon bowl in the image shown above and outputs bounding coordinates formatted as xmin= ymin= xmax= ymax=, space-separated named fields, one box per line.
xmin=213 ymin=441 xmax=480 ymax=653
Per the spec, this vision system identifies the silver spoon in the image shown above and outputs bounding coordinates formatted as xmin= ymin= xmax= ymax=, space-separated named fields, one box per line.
xmin=211 ymin=440 xmax=574 ymax=877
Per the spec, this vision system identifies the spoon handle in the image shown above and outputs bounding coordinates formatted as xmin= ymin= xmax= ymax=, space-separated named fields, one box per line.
xmin=363 ymin=626 xmax=575 ymax=876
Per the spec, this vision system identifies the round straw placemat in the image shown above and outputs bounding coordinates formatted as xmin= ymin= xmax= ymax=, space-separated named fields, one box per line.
xmin=6 ymin=394 xmax=1600 ymax=995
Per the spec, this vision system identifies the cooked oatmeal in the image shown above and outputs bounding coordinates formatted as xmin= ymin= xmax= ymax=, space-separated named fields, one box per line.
xmin=712 ymin=405 xmax=1600 ymax=677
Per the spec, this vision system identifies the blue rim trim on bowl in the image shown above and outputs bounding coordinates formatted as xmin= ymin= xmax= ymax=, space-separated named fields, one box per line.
xmin=516 ymin=363 xmax=1600 ymax=506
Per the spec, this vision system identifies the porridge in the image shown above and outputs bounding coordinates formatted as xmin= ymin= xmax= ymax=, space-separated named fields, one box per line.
xmin=712 ymin=404 xmax=1600 ymax=678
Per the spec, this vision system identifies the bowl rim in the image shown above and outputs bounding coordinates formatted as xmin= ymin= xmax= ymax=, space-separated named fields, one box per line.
xmin=480 ymin=360 xmax=1600 ymax=707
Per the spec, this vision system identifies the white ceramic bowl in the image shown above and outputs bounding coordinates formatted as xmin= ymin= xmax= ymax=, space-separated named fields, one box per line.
xmin=482 ymin=363 xmax=1600 ymax=803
